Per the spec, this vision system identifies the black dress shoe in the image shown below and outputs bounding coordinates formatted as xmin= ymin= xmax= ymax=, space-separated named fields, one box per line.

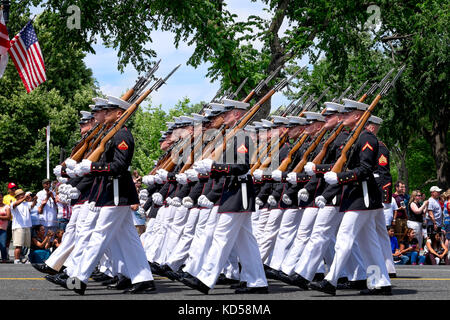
xmin=101 ymin=275 xmax=119 ymax=286
xmin=290 ymin=274 xmax=310 ymax=290
xmin=179 ymin=271 xmax=194 ymax=281
xmin=123 ymin=280 xmax=156 ymax=294
xmin=149 ymin=262 xmax=163 ymax=276
xmin=265 ymin=268 xmax=280 ymax=280
xmin=337 ymin=279 xmax=367 ymax=290
xmin=309 ymin=280 xmax=336 ymax=296
xmin=359 ymin=286 xmax=392 ymax=296
xmin=107 ymin=276 xmax=132 ymax=290
xmin=235 ymin=286 xmax=269 ymax=294
xmin=45 ymin=273 xmax=68 ymax=287
xmin=66 ymin=277 xmax=87 ymax=295
xmin=313 ymin=273 xmax=325 ymax=281
xmin=32 ymin=263 xmax=58 ymax=275
xmin=337 ymin=276 xmax=349 ymax=284
xmin=92 ymin=273 xmax=112 ymax=282
xmin=278 ymin=272 xmax=295 ymax=285
xmin=182 ymin=276 xmax=210 ymax=294
xmin=159 ymin=264 xmax=178 ymax=281
xmin=230 ymin=281 xmax=247 ymax=289
xmin=389 ymin=273 xmax=397 ymax=278
xmin=216 ymin=273 xmax=240 ymax=285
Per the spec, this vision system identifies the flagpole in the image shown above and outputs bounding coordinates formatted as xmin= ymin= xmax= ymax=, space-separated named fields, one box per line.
xmin=46 ymin=123 xmax=50 ymax=179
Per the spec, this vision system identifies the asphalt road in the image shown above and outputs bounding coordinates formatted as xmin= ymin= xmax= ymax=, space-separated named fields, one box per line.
xmin=1 ymin=264 xmax=450 ymax=301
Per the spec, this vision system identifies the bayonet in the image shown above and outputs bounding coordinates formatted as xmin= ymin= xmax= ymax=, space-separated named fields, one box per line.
xmin=380 ymin=65 xmax=405 ymax=96
xmin=274 ymin=67 xmax=304 ymax=92
xmin=255 ymin=65 xmax=283 ymax=94
xmin=333 ymin=85 xmax=351 ymax=103
xmin=151 ymin=64 xmax=181 ymax=92
xmin=366 ymin=68 xmax=395 ymax=96
xmin=229 ymin=77 xmax=248 ymax=99
xmin=348 ymin=80 xmax=369 ymax=100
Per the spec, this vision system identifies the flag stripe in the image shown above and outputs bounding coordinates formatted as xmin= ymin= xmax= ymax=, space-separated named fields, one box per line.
xmin=8 ymin=46 xmax=31 ymax=92
xmin=30 ymin=44 xmax=45 ymax=81
xmin=24 ymin=43 xmax=42 ymax=85
xmin=0 ymin=22 xmax=7 ymax=36
xmin=15 ymin=38 xmax=37 ymax=88
xmin=0 ymin=36 xmax=9 ymax=49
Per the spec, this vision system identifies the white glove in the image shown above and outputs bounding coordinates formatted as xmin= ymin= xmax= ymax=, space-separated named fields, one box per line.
xmin=66 ymin=167 xmax=77 ymax=178
xmin=253 ymin=169 xmax=263 ymax=180
xmin=255 ymin=197 xmax=264 ymax=207
xmin=324 ymin=171 xmax=338 ymax=185
xmin=267 ymin=195 xmax=277 ymax=207
xmin=304 ymin=162 xmax=316 ymax=176
xmin=57 ymin=184 xmax=69 ymax=195
xmin=152 ymin=193 xmax=163 ymax=206
xmin=315 ymin=196 xmax=326 ymax=208
xmin=142 ymin=175 xmax=155 ymax=186
xmin=57 ymin=176 xmax=68 ymax=184
xmin=193 ymin=159 xmax=214 ymax=174
xmin=139 ymin=189 xmax=149 ymax=201
xmin=156 ymin=169 xmax=168 ymax=181
xmin=69 ymin=187 xmax=81 ymax=200
xmin=271 ymin=170 xmax=283 ymax=182
xmin=198 ymin=195 xmax=214 ymax=208
xmin=171 ymin=197 xmax=181 ymax=207
xmin=298 ymin=188 xmax=309 ymax=202
xmin=182 ymin=197 xmax=194 ymax=208
xmin=74 ymin=159 xmax=92 ymax=177
xmin=176 ymin=173 xmax=188 ymax=185
xmin=138 ymin=207 xmax=146 ymax=219
xmin=59 ymin=194 xmax=69 ymax=204
xmin=53 ymin=165 xmax=62 ymax=177
xmin=154 ymin=175 xmax=164 ymax=184
xmin=139 ymin=199 xmax=146 ymax=207
xmin=282 ymin=194 xmax=292 ymax=205
xmin=65 ymin=158 xmax=77 ymax=170
xmin=186 ymin=169 xmax=199 ymax=182
xmin=166 ymin=197 xmax=173 ymax=205
xmin=286 ymin=172 xmax=297 ymax=185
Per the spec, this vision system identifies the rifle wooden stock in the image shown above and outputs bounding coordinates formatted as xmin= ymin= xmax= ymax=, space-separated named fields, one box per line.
xmin=87 ymin=86 xmax=154 ymax=162
xmin=276 ymin=133 xmax=308 ymax=172
xmin=331 ymin=94 xmax=382 ymax=173
xmin=293 ymin=126 xmax=328 ymax=173
xmin=69 ymin=124 xmax=102 ymax=162
xmin=251 ymin=133 xmax=288 ymax=173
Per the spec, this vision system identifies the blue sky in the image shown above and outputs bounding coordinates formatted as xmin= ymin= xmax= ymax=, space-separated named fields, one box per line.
xmin=33 ymin=1 xmax=313 ymax=112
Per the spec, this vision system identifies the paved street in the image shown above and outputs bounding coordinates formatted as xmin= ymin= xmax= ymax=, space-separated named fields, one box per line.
xmin=1 ymin=264 xmax=450 ymax=300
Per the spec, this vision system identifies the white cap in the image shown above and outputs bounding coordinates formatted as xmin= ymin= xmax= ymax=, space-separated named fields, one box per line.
xmin=107 ymin=95 xmax=131 ymax=110
xmin=166 ymin=122 xmax=176 ymax=129
xmin=368 ymin=115 xmax=383 ymax=125
xmin=324 ymin=102 xmax=345 ymax=114
xmin=303 ymin=111 xmax=326 ymax=122
xmin=222 ymin=98 xmax=250 ymax=110
xmin=245 ymin=125 xmax=256 ymax=132
xmin=272 ymin=116 xmax=290 ymax=126
xmin=253 ymin=121 xmax=264 ymax=130
xmin=261 ymin=119 xmax=273 ymax=128
xmin=209 ymin=103 xmax=227 ymax=112
xmin=179 ymin=116 xmax=194 ymax=125
xmin=342 ymin=98 xmax=369 ymax=111
xmin=92 ymin=97 xmax=108 ymax=106
xmin=191 ymin=113 xmax=208 ymax=123
xmin=287 ymin=116 xmax=307 ymax=126
xmin=80 ymin=110 xmax=93 ymax=120
xmin=430 ymin=186 xmax=442 ymax=192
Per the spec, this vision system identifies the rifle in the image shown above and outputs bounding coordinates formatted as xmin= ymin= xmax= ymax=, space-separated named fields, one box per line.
xmin=331 ymin=66 xmax=405 ymax=174
xmin=68 ymin=62 xmax=161 ymax=163
xmin=311 ymin=69 xmax=395 ymax=166
xmin=87 ymin=64 xmax=181 ymax=162
xmin=242 ymin=66 xmax=282 ymax=103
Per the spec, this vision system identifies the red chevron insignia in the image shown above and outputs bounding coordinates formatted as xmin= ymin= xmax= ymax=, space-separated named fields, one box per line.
xmin=362 ymin=142 xmax=373 ymax=152
xmin=378 ymin=154 xmax=388 ymax=166
xmin=237 ymin=144 xmax=248 ymax=154
xmin=118 ymin=140 xmax=129 ymax=150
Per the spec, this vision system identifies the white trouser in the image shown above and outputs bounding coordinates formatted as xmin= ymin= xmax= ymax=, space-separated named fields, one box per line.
xmin=281 ymin=207 xmax=319 ymax=275
xmin=166 ymin=207 xmax=200 ymax=272
xmin=255 ymin=208 xmax=270 ymax=246
xmin=183 ymin=207 xmax=218 ymax=276
xmin=251 ymin=209 xmax=261 ymax=240
xmin=376 ymin=207 xmax=396 ymax=274
xmin=197 ymin=212 xmax=267 ymax=289
xmin=295 ymin=206 xmax=342 ymax=281
xmin=383 ymin=203 xmax=393 ymax=226
xmin=407 ymin=220 xmax=424 ymax=250
xmin=158 ymin=205 xmax=190 ymax=265
xmin=65 ymin=202 xmax=98 ymax=276
xmin=222 ymin=246 xmax=240 ymax=280
xmin=144 ymin=206 xmax=167 ymax=262
xmin=45 ymin=203 xmax=81 ymax=271
xmin=325 ymin=209 xmax=391 ymax=288
xmin=154 ymin=205 xmax=178 ymax=264
xmin=258 ymin=209 xmax=284 ymax=264
xmin=269 ymin=208 xmax=303 ymax=270
xmin=74 ymin=206 xmax=153 ymax=284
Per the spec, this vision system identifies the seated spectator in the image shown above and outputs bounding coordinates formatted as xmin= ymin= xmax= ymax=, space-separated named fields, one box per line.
xmin=28 ymin=225 xmax=52 ymax=263
xmin=52 ymin=229 xmax=64 ymax=252
xmin=10 ymin=189 xmax=32 ymax=264
xmin=389 ymin=226 xmax=408 ymax=264
xmin=443 ymin=190 xmax=450 ymax=249
xmin=407 ymin=190 xmax=428 ymax=249
xmin=0 ymin=192 xmax=12 ymax=263
xmin=398 ymin=228 xmax=424 ymax=265
xmin=424 ymin=231 xmax=449 ymax=265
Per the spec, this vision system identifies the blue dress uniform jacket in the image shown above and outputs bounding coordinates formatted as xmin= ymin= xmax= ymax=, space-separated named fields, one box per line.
xmin=374 ymin=141 xmax=392 ymax=204
xmin=332 ymin=129 xmax=383 ymax=212
xmin=87 ymin=127 xmax=139 ymax=207
xmin=205 ymin=132 xmax=256 ymax=213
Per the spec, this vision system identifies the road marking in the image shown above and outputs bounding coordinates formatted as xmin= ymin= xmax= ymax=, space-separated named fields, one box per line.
xmin=0 ymin=276 xmax=168 ymax=280
xmin=394 ymin=278 xmax=450 ymax=280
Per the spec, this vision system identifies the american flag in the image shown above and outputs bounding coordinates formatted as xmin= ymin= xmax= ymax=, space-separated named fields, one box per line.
xmin=0 ymin=9 xmax=9 ymax=78
xmin=8 ymin=20 xmax=46 ymax=92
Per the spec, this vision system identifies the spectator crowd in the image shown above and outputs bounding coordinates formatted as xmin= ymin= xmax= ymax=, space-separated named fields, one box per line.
xmin=1 ymin=176 xmax=449 ymax=269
